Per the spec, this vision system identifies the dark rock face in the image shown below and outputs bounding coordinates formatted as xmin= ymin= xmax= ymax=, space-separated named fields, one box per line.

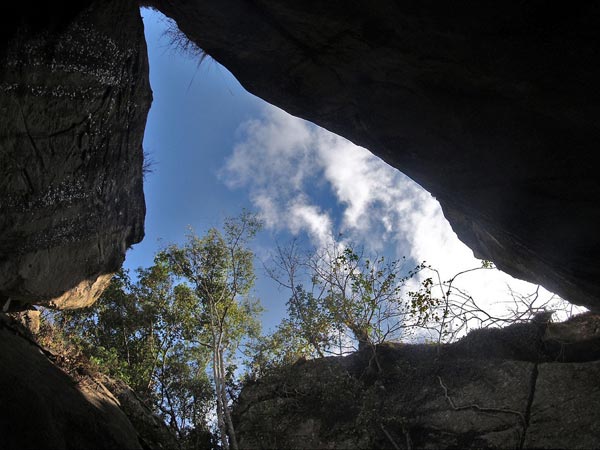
xmin=0 ymin=314 xmax=142 ymax=450
xmin=234 ymin=314 xmax=600 ymax=449
xmin=0 ymin=0 xmax=150 ymax=309
xmin=151 ymin=0 xmax=600 ymax=309
xmin=0 ymin=313 xmax=177 ymax=450
xmin=100 ymin=374 xmax=180 ymax=450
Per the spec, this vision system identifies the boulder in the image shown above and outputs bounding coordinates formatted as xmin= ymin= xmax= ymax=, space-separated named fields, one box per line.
xmin=0 ymin=0 xmax=151 ymax=309
xmin=234 ymin=314 xmax=600 ymax=449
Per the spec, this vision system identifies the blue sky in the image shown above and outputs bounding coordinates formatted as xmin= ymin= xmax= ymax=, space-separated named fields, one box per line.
xmin=126 ymin=9 xmax=579 ymax=335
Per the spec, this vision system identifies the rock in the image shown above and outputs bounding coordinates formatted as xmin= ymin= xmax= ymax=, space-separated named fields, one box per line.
xmin=0 ymin=314 xmax=142 ymax=450
xmin=0 ymin=0 xmax=151 ymax=309
xmin=99 ymin=374 xmax=180 ymax=450
xmin=149 ymin=0 xmax=600 ymax=309
xmin=9 ymin=309 xmax=40 ymax=334
xmin=234 ymin=314 xmax=600 ymax=449
xmin=525 ymin=361 xmax=600 ymax=449
xmin=542 ymin=312 xmax=600 ymax=361
xmin=235 ymin=349 xmax=533 ymax=449
xmin=47 ymin=273 xmax=114 ymax=310
xmin=0 ymin=312 xmax=179 ymax=450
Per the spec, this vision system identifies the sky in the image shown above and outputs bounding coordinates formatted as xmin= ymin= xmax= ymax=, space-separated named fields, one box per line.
xmin=126 ymin=9 xmax=579 ymax=336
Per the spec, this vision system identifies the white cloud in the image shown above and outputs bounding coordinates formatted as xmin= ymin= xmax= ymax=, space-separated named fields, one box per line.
xmin=288 ymin=199 xmax=333 ymax=249
xmin=221 ymin=104 xmax=583 ymax=324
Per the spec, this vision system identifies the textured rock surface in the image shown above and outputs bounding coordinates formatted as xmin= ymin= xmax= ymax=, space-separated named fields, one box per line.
xmin=0 ymin=314 xmax=142 ymax=450
xmin=0 ymin=313 xmax=178 ymax=450
xmin=0 ymin=0 xmax=150 ymax=309
xmin=100 ymin=374 xmax=180 ymax=450
xmin=151 ymin=1 xmax=600 ymax=309
xmin=524 ymin=361 xmax=600 ymax=449
xmin=234 ymin=314 xmax=600 ymax=449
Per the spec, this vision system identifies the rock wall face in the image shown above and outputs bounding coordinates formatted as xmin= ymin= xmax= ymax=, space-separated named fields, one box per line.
xmin=99 ymin=374 xmax=180 ymax=450
xmin=0 ymin=313 xmax=143 ymax=450
xmin=234 ymin=314 xmax=600 ymax=449
xmin=0 ymin=0 xmax=151 ymax=309
xmin=0 ymin=313 xmax=178 ymax=450
xmin=151 ymin=1 xmax=600 ymax=310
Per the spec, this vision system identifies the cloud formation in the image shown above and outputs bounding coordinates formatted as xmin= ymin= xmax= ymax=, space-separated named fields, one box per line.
xmin=221 ymin=105 xmax=579 ymax=321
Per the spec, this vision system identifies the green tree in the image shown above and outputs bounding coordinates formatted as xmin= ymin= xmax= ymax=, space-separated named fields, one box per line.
xmin=308 ymin=244 xmax=429 ymax=351
xmin=266 ymin=240 xmax=430 ymax=358
xmin=162 ymin=212 xmax=262 ymax=450
xmin=54 ymin=261 xmax=216 ymax=445
xmin=245 ymin=316 xmax=323 ymax=380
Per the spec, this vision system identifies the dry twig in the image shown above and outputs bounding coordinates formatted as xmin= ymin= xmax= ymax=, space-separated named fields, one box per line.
xmin=437 ymin=376 xmax=526 ymax=426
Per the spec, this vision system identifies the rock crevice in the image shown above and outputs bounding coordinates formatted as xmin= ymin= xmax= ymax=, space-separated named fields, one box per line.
xmin=519 ymin=362 xmax=538 ymax=449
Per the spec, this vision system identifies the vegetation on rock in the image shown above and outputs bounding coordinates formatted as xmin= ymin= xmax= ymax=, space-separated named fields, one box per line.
xmin=48 ymin=212 xmax=262 ymax=450
xmin=42 ymin=212 xmax=580 ymax=449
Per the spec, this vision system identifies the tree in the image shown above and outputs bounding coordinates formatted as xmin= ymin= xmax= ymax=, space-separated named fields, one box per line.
xmin=265 ymin=240 xmax=430 ymax=358
xmin=245 ymin=315 xmax=325 ymax=380
xmin=162 ymin=212 xmax=262 ymax=450
xmin=264 ymin=240 xmax=333 ymax=359
xmin=307 ymin=244 xmax=430 ymax=351
xmin=50 ymin=212 xmax=264 ymax=449
xmin=409 ymin=260 xmax=585 ymax=345
xmin=52 ymin=262 xmax=216 ymax=445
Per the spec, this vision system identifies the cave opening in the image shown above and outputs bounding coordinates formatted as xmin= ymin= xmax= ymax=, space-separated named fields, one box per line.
xmin=134 ymin=8 xmax=582 ymax=335
xmin=2 ymin=1 xmax=599 ymax=448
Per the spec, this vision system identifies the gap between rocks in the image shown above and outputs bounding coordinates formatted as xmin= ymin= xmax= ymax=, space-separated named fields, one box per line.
xmin=519 ymin=362 xmax=539 ymax=449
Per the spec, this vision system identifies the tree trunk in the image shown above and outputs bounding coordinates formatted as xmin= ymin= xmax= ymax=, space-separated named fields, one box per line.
xmin=213 ymin=344 xmax=230 ymax=450
xmin=219 ymin=347 xmax=238 ymax=450
xmin=349 ymin=324 xmax=370 ymax=351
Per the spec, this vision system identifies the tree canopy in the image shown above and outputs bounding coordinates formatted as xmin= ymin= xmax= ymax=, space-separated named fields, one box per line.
xmin=52 ymin=212 xmax=263 ymax=450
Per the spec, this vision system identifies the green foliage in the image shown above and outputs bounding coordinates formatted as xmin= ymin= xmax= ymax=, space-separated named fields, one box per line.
xmin=161 ymin=211 xmax=263 ymax=450
xmin=266 ymin=240 xmax=430 ymax=356
xmin=481 ymin=259 xmax=495 ymax=269
xmin=246 ymin=318 xmax=319 ymax=379
xmin=54 ymin=212 xmax=264 ymax=450
xmin=55 ymin=264 xmax=215 ymax=443
xmin=313 ymin=246 xmax=428 ymax=349
xmin=407 ymin=275 xmax=442 ymax=323
xmin=161 ymin=214 xmax=263 ymax=359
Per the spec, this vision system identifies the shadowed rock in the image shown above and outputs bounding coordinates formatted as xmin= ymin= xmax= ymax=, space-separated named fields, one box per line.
xmin=234 ymin=314 xmax=600 ymax=449
xmin=0 ymin=314 xmax=142 ymax=450
xmin=0 ymin=0 xmax=151 ymax=309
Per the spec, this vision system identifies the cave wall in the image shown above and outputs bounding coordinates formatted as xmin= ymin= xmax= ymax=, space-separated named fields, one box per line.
xmin=0 ymin=314 xmax=142 ymax=450
xmin=0 ymin=0 xmax=150 ymax=309
xmin=234 ymin=314 xmax=600 ymax=449
xmin=0 ymin=313 xmax=178 ymax=450
xmin=150 ymin=0 xmax=600 ymax=309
